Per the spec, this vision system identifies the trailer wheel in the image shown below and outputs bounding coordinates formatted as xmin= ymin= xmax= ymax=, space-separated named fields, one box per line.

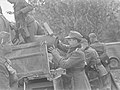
xmin=109 ymin=57 xmax=119 ymax=68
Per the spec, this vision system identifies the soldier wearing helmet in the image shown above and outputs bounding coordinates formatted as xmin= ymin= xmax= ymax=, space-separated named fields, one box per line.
xmin=80 ymin=38 xmax=109 ymax=90
xmin=89 ymin=33 xmax=119 ymax=90
xmin=89 ymin=33 xmax=110 ymax=68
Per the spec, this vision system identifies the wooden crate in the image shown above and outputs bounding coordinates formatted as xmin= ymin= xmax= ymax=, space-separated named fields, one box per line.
xmin=5 ymin=41 xmax=50 ymax=79
xmin=17 ymin=79 xmax=54 ymax=90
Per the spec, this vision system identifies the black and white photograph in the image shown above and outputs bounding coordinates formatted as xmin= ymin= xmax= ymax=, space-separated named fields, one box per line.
xmin=0 ymin=0 xmax=120 ymax=90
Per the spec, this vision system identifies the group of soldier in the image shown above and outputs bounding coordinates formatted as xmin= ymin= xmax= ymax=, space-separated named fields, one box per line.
xmin=48 ymin=31 xmax=118 ymax=90
xmin=0 ymin=0 xmax=119 ymax=90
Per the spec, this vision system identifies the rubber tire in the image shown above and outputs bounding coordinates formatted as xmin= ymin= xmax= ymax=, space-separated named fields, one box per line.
xmin=110 ymin=58 xmax=119 ymax=68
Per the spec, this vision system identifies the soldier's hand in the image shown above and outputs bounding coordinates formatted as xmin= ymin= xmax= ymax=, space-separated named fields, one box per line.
xmin=56 ymin=30 xmax=64 ymax=40
xmin=48 ymin=46 xmax=55 ymax=53
xmin=52 ymin=49 xmax=60 ymax=55
xmin=48 ymin=47 xmax=59 ymax=55
xmin=48 ymin=53 xmax=53 ymax=62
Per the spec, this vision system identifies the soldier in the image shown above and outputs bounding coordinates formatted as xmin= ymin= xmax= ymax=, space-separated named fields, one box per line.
xmin=80 ymin=39 xmax=110 ymax=90
xmin=50 ymin=31 xmax=91 ymax=90
xmin=0 ymin=31 xmax=18 ymax=90
xmin=89 ymin=33 xmax=119 ymax=90
xmin=7 ymin=0 xmax=38 ymax=43
xmin=89 ymin=33 xmax=110 ymax=69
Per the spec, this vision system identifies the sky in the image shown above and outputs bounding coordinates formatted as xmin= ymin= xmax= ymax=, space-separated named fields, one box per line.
xmin=0 ymin=0 xmax=28 ymax=22
xmin=0 ymin=0 xmax=15 ymax=22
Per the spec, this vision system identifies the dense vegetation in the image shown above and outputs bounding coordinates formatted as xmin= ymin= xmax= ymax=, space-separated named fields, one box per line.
xmin=29 ymin=0 xmax=120 ymax=42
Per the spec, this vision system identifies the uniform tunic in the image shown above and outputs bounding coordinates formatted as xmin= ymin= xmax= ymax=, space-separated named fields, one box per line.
xmin=13 ymin=0 xmax=36 ymax=42
xmin=90 ymin=42 xmax=119 ymax=90
xmin=53 ymin=40 xmax=91 ymax=90
xmin=83 ymin=47 xmax=108 ymax=90
xmin=90 ymin=41 xmax=109 ymax=67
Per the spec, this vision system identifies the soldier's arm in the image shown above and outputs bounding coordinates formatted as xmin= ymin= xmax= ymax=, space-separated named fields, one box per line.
xmin=54 ymin=38 xmax=69 ymax=53
xmin=49 ymin=61 xmax=59 ymax=69
xmin=20 ymin=1 xmax=33 ymax=14
xmin=91 ymin=50 xmax=101 ymax=64
xmin=52 ymin=51 xmax=85 ymax=69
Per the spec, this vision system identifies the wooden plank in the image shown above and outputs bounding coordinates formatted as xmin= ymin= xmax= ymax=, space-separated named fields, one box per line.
xmin=8 ymin=52 xmax=44 ymax=60
xmin=5 ymin=42 xmax=50 ymax=79
xmin=29 ymin=81 xmax=53 ymax=89
xmin=17 ymin=70 xmax=50 ymax=79
xmin=15 ymin=80 xmax=53 ymax=90
xmin=10 ymin=35 xmax=56 ymax=51
xmin=11 ymin=41 xmax=44 ymax=51
xmin=44 ymin=22 xmax=53 ymax=35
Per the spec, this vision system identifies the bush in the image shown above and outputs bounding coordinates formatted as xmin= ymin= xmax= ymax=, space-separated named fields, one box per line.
xmin=29 ymin=0 xmax=120 ymax=42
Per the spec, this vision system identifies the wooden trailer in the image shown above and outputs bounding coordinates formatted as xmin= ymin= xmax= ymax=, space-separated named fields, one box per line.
xmin=5 ymin=41 xmax=65 ymax=90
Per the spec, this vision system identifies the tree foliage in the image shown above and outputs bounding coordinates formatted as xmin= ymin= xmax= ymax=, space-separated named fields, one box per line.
xmin=29 ymin=0 xmax=120 ymax=42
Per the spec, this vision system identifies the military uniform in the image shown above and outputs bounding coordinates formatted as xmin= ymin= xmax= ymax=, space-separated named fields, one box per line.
xmin=52 ymin=31 xmax=91 ymax=90
xmin=13 ymin=0 xmax=36 ymax=42
xmin=54 ymin=31 xmax=81 ymax=90
xmin=89 ymin=33 xmax=119 ymax=90
xmin=54 ymin=39 xmax=81 ymax=90
xmin=0 ymin=31 xmax=17 ymax=90
xmin=51 ymin=47 xmax=91 ymax=90
xmin=82 ymin=46 xmax=108 ymax=90
xmin=89 ymin=33 xmax=110 ymax=68
xmin=90 ymin=41 xmax=109 ymax=64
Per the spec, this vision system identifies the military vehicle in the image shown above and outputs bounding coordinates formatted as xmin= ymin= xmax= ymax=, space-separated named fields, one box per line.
xmin=105 ymin=42 xmax=120 ymax=69
xmin=5 ymin=36 xmax=65 ymax=90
